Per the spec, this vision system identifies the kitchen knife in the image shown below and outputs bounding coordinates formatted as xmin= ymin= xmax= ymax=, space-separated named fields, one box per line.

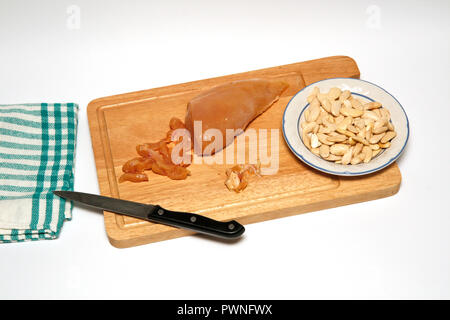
xmin=53 ymin=191 xmax=245 ymax=239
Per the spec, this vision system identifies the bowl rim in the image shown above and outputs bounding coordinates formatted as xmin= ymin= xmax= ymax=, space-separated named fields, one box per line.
xmin=282 ymin=77 xmax=410 ymax=176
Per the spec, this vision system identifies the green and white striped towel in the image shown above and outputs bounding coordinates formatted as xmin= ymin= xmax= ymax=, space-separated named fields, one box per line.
xmin=0 ymin=103 xmax=78 ymax=243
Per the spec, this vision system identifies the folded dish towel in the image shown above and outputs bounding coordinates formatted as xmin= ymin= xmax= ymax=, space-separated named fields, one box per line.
xmin=0 ymin=103 xmax=78 ymax=243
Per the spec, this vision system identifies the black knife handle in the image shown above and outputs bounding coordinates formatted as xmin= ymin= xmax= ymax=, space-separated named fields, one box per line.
xmin=147 ymin=205 xmax=245 ymax=239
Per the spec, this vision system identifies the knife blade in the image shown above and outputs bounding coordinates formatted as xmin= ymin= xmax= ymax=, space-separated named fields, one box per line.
xmin=53 ymin=191 xmax=245 ymax=239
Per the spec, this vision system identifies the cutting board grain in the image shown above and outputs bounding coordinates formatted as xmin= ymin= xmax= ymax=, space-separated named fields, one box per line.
xmin=87 ymin=56 xmax=401 ymax=248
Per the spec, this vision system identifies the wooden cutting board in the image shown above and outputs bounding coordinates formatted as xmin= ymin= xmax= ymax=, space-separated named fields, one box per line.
xmin=87 ymin=56 xmax=401 ymax=248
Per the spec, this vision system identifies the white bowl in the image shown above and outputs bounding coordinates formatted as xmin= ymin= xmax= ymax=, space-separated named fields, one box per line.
xmin=282 ymin=78 xmax=409 ymax=176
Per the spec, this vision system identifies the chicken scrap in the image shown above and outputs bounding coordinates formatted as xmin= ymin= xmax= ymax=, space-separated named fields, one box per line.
xmin=224 ymin=163 xmax=261 ymax=193
xmin=119 ymin=117 xmax=191 ymax=183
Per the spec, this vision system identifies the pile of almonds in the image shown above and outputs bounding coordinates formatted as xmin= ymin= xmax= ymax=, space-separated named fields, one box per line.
xmin=300 ymin=87 xmax=397 ymax=165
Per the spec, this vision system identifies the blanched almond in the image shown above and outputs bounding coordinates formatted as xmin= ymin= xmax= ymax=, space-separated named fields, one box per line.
xmin=319 ymin=124 xmax=336 ymax=134
xmin=380 ymin=108 xmax=390 ymax=119
xmin=354 ymin=118 xmax=365 ymax=130
xmin=317 ymin=93 xmax=328 ymax=103
xmin=336 ymin=128 xmax=356 ymax=137
xmin=311 ymin=147 xmax=320 ymax=156
xmin=369 ymin=133 xmax=384 ymax=144
xmin=341 ymin=147 xmax=353 ymax=165
xmin=316 ymin=110 xmax=326 ymax=125
xmin=349 ymin=108 xmax=364 ymax=117
xmin=347 ymin=124 xmax=359 ymax=134
xmin=379 ymin=142 xmax=391 ymax=148
xmin=351 ymin=98 xmax=363 ymax=110
xmin=319 ymin=144 xmax=330 ymax=158
xmin=328 ymin=87 xmax=342 ymax=100
xmin=365 ymin=121 xmax=374 ymax=133
xmin=387 ymin=122 xmax=395 ymax=131
xmin=307 ymin=104 xmax=320 ymax=122
xmin=307 ymin=95 xmax=315 ymax=103
xmin=321 ymin=98 xmax=332 ymax=113
xmin=373 ymin=108 xmax=382 ymax=118
xmin=331 ymin=100 xmax=341 ymax=117
xmin=373 ymin=126 xmax=388 ymax=134
xmin=337 ymin=116 xmax=353 ymax=131
xmin=334 ymin=115 xmax=344 ymax=125
xmin=372 ymin=149 xmax=381 ymax=157
xmin=313 ymin=123 xmax=319 ymax=133
xmin=365 ymin=129 xmax=372 ymax=142
xmin=324 ymin=123 xmax=337 ymax=134
xmin=330 ymin=144 xmax=349 ymax=156
xmin=357 ymin=127 xmax=365 ymax=139
xmin=362 ymin=110 xmax=379 ymax=121
xmin=343 ymin=100 xmax=352 ymax=109
xmin=304 ymin=109 xmax=310 ymax=122
xmin=318 ymin=125 xmax=326 ymax=133
xmin=339 ymin=90 xmax=351 ymax=101
xmin=310 ymin=133 xmax=321 ymax=148
xmin=373 ymin=119 xmax=387 ymax=130
xmin=380 ymin=131 xmax=396 ymax=143
xmin=370 ymin=143 xmax=380 ymax=151
xmin=341 ymin=107 xmax=364 ymax=118
xmin=359 ymin=149 xmax=366 ymax=161
xmin=364 ymin=101 xmax=382 ymax=110
xmin=364 ymin=118 xmax=375 ymax=127
xmin=325 ymin=154 xmax=342 ymax=161
xmin=362 ymin=146 xmax=372 ymax=163
xmin=353 ymin=143 xmax=363 ymax=157
xmin=327 ymin=134 xmax=347 ymax=142
xmin=317 ymin=133 xmax=334 ymax=145
xmin=352 ymin=135 xmax=369 ymax=145
xmin=303 ymin=121 xmax=317 ymax=134
xmin=310 ymin=98 xmax=320 ymax=109
xmin=323 ymin=115 xmax=335 ymax=125
xmin=351 ymin=157 xmax=362 ymax=165
xmin=347 ymin=137 xmax=357 ymax=145
xmin=302 ymin=132 xmax=311 ymax=149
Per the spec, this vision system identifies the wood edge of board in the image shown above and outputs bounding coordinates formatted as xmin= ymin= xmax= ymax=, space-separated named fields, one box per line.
xmin=86 ymin=55 xmax=359 ymax=109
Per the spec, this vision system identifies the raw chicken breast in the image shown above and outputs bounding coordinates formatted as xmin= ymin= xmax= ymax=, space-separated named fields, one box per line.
xmin=185 ymin=78 xmax=288 ymax=155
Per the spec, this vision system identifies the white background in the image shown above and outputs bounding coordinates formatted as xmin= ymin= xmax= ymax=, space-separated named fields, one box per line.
xmin=0 ymin=0 xmax=449 ymax=299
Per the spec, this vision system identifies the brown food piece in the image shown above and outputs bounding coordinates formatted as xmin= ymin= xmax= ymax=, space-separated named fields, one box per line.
xmin=166 ymin=141 xmax=191 ymax=167
xmin=185 ymin=79 xmax=289 ymax=155
xmin=169 ymin=117 xmax=186 ymax=130
xmin=166 ymin=165 xmax=190 ymax=180
xmin=118 ymin=173 xmax=149 ymax=183
xmin=224 ymin=163 xmax=261 ymax=193
xmin=166 ymin=117 xmax=187 ymax=143
xmin=122 ymin=157 xmax=154 ymax=173
xmin=120 ymin=117 xmax=191 ymax=183
xmin=149 ymin=149 xmax=190 ymax=180
xmin=136 ymin=142 xmax=162 ymax=158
